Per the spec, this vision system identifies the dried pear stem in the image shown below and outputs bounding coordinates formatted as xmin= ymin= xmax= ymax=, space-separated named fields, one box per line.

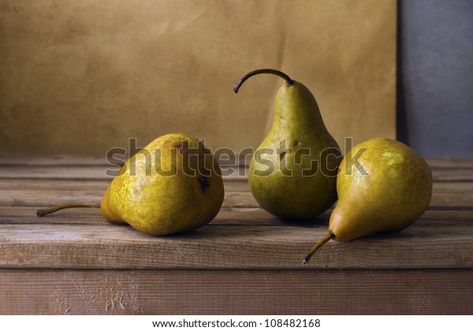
xmin=37 ymin=203 xmax=100 ymax=217
xmin=233 ymin=68 xmax=294 ymax=93
xmin=302 ymin=232 xmax=335 ymax=264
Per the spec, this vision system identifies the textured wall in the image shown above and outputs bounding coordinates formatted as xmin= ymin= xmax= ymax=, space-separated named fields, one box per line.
xmin=398 ymin=0 xmax=473 ymax=157
xmin=0 ymin=0 xmax=396 ymax=157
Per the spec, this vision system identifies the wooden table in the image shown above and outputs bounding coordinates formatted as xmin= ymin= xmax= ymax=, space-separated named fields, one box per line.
xmin=0 ymin=156 xmax=472 ymax=314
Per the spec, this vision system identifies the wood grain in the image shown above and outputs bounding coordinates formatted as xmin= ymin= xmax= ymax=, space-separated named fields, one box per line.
xmin=0 ymin=220 xmax=472 ymax=269
xmin=1 ymin=163 xmax=473 ymax=182
xmin=0 ymin=156 xmax=472 ymax=314
xmin=1 ymin=186 xmax=472 ymax=210
xmin=1 ymin=155 xmax=472 ymax=168
xmin=427 ymin=158 xmax=473 ymax=169
xmin=0 ymin=269 xmax=472 ymax=314
xmin=431 ymin=168 xmax=473 ymax=182
xmin=0 ymin=206 xmax=292 ymax=226
xmin=1 ymin=207 xmax=471 ymax=226
xmin=223 ymin=190 xmax=473 ymax=210
xmin=1 ymin=178 xmax=471 ymax=193
xmin=0 ymin=179 xmax=111 ymax=191
xmin=0 ymin=154 xmax=111 ymax=166
xmin=0 ymin=165 xmax=111 ymax=180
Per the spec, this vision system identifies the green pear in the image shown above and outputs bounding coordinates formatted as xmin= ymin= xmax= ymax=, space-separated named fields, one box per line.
xmin=38 ymin=133 xmax=225 ymax=235
xmin=234 ymin=69 xmax=341 ymax=220
xmin=303 ymin=138 xmax=432 ymax=263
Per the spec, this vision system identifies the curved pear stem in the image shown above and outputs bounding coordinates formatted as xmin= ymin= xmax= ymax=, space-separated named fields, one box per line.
xmin=302 ymin=232 xmax=335 ymax=264
xmin=37 ymin=203 xmax=100 ymax=217
xmin=233 ymin=68 xmax=294 ymax=93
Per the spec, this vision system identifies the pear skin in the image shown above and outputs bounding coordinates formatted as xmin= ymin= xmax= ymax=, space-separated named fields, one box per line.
xmin=38 ymin=133 xmax=224 ymax=236
xmin=330 ymin=138 xmax=432 ymax=240
xmin=100 ymin=186 xmax=124 ymax=223
xmin=106 ymin=133 xmax=224 ymax=235
xmin=234 ymin=69 xmax=341 ymax=220
xmin=303 ymin=138 xmax=432 ymax=263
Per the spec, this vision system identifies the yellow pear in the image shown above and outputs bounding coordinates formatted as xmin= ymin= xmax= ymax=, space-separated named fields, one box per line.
xmin=234 ymin=69 xmax=341 ymax=220
xmin=38 ymin=133 xmax=224 ymax=235
xmin=303 ymin=138 xmax=432 ymax=263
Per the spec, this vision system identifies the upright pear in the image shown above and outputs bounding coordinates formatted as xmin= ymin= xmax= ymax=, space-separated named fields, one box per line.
xmin=38 ymin=133 xmax=225 ymax=235
xmin=234 ymin=69 xmax=341 ymax=220
xmin=303 ymin=138 xmax=432 ymax=263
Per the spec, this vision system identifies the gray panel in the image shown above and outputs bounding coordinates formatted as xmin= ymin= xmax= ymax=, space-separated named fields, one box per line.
xmin=398 ymin=0 xmax=473 ymax=157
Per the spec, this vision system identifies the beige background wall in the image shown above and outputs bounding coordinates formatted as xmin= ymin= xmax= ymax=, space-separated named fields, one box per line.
xmin=0 ymin=0 xmax=396 ymax=157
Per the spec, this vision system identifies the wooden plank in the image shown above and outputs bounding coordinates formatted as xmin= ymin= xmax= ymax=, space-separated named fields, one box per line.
xmin=418 ymin=209 xmax=473 ymax=223
xmin=427 ymin=158 xmax=473 ymax=169
xmin=0 ymin=220 xmax=472 ymax=269
xmin=0 ymin=178 xmax=249 ymax=192
xmin=433 ymin=182 xmax=473 ymax=194
xmin=223 ymin=188 xmax=473 ymax=210
xmin=1 ymin=165 xmax=473 ymax=182
xmin=431 ymin=168 xmax=473 ymax=182
xmin=1 ymin=155 xmax=472 ymax=169
xmin=0 ymin=154 xmax=111 ymax=166
xmin=1 ymin=207 xmax=470 ymax=226
xmin=0 ymin=165 xmax=111 ymax=180
xmin=0 ymin=179 xmax=111 ymax=191
xmin=0 ymin=269 xmax=471 ymax=314
xmin=1 ymin=178 xmax=473 ymax=194
xmin=0 ymin=178 xmax=247 ymax=192
xmin=1 ymin=179 xmax=472 ymax=204
xmin=0 ymin=165 xmax=247 ymax=180
xmin=0 ymin=206 xmax=289 ymax=226
xmin=0 ymin=189 xmax=102 ymax=207
xmin=1 ymin=182 xmax=472 ymax=210
xmin=1 ymin=188 xmax=472 ymax=210
xmin=224 ymin=190 xmax=473 ymax=210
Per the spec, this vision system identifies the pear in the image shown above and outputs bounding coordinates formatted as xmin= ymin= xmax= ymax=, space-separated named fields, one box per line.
xmin=234 ymin=69 xmax=341 ymax=220
xmin=37 ymin=133 xmax=225 ymax=235
xmin=303 ymin=138 xmax=432 ymax=263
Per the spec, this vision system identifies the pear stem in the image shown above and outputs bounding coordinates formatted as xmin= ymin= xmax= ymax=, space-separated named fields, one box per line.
xmin=233 ymin=68 xmax=294 ymax=93
xmin=302 ymin=232 xmax=335 ymax=264
xmin=36 ymin=203 xmax=100 ymax=217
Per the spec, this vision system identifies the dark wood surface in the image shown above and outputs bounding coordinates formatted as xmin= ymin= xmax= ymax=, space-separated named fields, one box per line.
xmin=1 ymin=269 xmax=472 ymax=314
xmin=0 ymin=155 xmax=472 ymax=314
